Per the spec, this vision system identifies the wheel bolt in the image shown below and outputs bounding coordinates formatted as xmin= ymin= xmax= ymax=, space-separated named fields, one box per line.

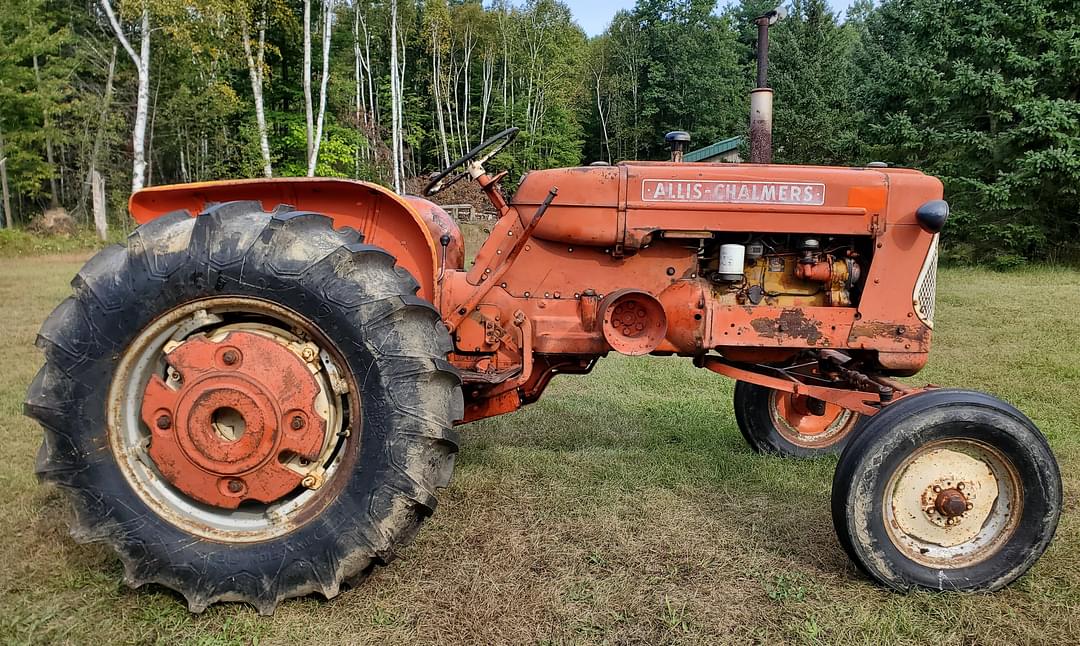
xmin=222 ymin=350 xmax=239 ymax=366
xmin=227 ymin=479 xmax=243 ymax=493
xmin=291 ymin=415 xmax=305 ymax=430
xmin=932 ymin=485 xmax=942 ymax=493
xmin=155 ymin=414 xmax=172 ymax=430
xmin=966 ymin=502 xmax=973 ymax=510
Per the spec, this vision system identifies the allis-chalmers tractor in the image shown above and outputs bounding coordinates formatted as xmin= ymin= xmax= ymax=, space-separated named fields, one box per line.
xmin=27 ymin=21 xmax=1062 ymax=611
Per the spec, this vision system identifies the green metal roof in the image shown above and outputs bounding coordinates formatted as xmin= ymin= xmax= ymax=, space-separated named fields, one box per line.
xmin=683 ymin=136 xmax=743 ymax=162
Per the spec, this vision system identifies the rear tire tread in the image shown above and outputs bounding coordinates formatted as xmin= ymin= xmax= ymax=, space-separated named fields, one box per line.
xmin=26 ymin=202 xmax=462 ymax=614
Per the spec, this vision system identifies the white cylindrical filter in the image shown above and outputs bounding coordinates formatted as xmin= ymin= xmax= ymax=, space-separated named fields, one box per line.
xmin=718 ymin=244 xmax=746 ymax=281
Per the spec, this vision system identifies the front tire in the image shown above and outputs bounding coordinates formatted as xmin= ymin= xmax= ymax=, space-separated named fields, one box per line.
xmin=832 ymin=389 xmax=1061 ymax=591
xmin=26 ymin=202 xmax=462 ymax=613
xmin=734 ymin=381 xmax=862 ymax=457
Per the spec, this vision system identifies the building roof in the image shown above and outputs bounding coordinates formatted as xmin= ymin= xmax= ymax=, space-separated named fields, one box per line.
xmin=683 ymin=136 xmax=743 ymax=162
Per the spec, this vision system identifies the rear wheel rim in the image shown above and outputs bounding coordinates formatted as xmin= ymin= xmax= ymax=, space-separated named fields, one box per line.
xmin=883 ymin=438 xmax=1023 ymax=568
xmin=768 ymin=391 xmax=859 ymax=448
xmin=107 ymin=297 xmax=359 ymax=543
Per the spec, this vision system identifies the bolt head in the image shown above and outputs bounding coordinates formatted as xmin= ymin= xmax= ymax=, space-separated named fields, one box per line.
xmin=227 ymin=479 xmax=243 ymax=493
xmin=291 ymin=415 xmax=305 ymax=430
xmin=155 ymin=414 xmax=172 ymax=430
xmin=222 ymin=350 xmax=239 ymax=365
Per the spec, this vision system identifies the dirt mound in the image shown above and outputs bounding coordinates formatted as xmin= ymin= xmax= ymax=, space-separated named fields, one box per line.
xmin=404 ymin=175 xmax=498 ymax=220
xmin=27 ymin=207 xmax=77 ymax=237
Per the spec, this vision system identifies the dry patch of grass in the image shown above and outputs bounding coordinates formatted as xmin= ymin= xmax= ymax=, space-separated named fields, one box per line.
xmin=1 ymin=254 xmax=1078 ymax=645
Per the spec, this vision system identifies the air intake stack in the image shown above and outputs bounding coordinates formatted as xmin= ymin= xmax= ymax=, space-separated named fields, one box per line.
xmin=750 ymin=6 xmax=786 ymax=164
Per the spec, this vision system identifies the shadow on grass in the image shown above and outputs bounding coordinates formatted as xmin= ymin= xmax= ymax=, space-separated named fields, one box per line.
xmin=455 ymin=356 xmax=853 ymax=576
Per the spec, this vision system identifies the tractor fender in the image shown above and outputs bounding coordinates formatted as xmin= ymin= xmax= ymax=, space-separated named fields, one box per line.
xmin=129 ymin=177 xmax=460 ymax=303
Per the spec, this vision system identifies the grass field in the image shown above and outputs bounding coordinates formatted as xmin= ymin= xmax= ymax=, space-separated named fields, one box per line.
xmin=1 ymin=250 xmax=1078 ymax=645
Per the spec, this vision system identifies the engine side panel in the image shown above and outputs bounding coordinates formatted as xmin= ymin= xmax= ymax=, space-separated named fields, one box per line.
xmin=454 ymin=163 xmax=943 ymax=420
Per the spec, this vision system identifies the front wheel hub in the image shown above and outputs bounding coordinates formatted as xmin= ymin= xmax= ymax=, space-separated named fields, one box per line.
xmin=141 ymin=331 xmax=327 ymax=508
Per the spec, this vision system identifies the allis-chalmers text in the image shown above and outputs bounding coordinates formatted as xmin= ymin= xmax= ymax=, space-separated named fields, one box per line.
xmin=641 ymin=180 xmax=826 ymax=205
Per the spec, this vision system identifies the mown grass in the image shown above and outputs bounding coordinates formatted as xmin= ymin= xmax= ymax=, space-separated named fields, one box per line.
xmin=0 ymin=253 xmax=1077 ymax=645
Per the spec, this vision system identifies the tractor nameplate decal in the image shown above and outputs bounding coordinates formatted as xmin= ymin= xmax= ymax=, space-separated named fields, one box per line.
xmin=640 ymin=180 xmax=826 ymax=205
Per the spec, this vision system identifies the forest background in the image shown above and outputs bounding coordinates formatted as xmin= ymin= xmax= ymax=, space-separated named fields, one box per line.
xmin=1 ymin=0 xmax=1077 ymax=266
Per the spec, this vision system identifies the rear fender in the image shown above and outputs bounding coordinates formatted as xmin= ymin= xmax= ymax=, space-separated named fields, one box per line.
xmin=129 ymin=177 xmax=460 ymax=303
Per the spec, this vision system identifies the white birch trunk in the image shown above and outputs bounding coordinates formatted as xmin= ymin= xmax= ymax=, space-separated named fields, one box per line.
xmin=432 ymin=34 xmax=450 ymax=167
xmin=480 ymin=51 xmax=493 ymax=142
xmin=242 ymin=12 xmax=273 ymax=177
xmin=101 ymin=0 xmax=150 ymax=194
xmin=389 ymin=0 xmax=402 ymax=192
xmin=0 ymin=122 xmax=12 ymax=228
xmin=596 ymin=76 xmax=611 ymax=163
xmin=360 ymin=3 xmax=369 ymax=170
xmin=307 ymin=0 xmax=332 ymax=176
xmin=91 ymin=169 xmax=108 ymax=240
xmin=303 ymin=0 xmax=314 ymax=163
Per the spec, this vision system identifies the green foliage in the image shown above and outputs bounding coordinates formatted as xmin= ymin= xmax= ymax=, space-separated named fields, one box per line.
xmin=0 ymin=0 xmax=1075 ymax=264
xmin=857 ymin=0 xmax=1080 ymax=261
xmin=0 ymin=0 xmax=71 ymax=204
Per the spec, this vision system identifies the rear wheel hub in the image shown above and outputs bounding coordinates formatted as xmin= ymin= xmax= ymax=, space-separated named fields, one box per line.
xmin=141 ymin=331 xmax=327 ymax=509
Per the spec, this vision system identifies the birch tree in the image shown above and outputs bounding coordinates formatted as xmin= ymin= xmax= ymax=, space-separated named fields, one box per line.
xmin=100 ymin=0 xmax=150 ymax=193
xmin=388 ymin=0 xmax=403 ymax=191
xmin=0 ymin=122 xmax=11 ymax=228
xmin=307 ymin=0 xmax=332 ymax=176
xmin=241 ymin=5 xmax=272 ymax=177
xmin=303 ymin=0 xmax=313 ymax=164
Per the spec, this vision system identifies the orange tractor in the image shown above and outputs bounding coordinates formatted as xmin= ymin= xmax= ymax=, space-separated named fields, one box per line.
xmin=26 ymin=18 xmax=1061 ymax=611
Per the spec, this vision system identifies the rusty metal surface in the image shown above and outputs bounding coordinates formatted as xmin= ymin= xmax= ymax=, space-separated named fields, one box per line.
xmin=768 ymin=390 xmax=861 ymax=448
xmin=128 ymin=158 xmax=944 ymax=427
xmin=129 ymin=177 xmax=442 ymax=301
xmin=142 ymin=331 xmax=327 ymax=509
xmin=885 ymin=440 xmax=1022 ymax=567
xmin=599 ymin=290 xmax=668 ymax=355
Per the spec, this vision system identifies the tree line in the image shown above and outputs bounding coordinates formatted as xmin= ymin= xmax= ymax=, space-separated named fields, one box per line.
xmin=1 ymin=0 xmax=1077 ymax=264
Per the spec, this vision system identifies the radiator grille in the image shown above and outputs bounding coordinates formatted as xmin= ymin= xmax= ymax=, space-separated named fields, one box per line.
xmin=914 ymin=236 xmax=939 ymax=327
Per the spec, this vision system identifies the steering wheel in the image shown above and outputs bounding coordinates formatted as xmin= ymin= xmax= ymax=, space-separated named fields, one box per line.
xmin=423 ymin=127 xmax=519 ymax=197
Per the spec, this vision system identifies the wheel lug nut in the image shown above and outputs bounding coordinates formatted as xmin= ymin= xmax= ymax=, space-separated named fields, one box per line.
xmin=155 ymin=414 xmax=172 ymax=430
xmin=932 ymin=485 xmax=941 ymax=493
xmin=227 ymin=479 xmax=243 ymax=493
xmin=291 ymin=415 xmax=305 ymax=430
xmin=966 ymin=502 xmax=973 ymax=510
xmin=222 ymin=350 xmax=239 ymax=365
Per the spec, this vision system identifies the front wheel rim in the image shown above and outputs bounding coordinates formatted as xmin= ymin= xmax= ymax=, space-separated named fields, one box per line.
xmin=768 ymin=391 xmax=859 ymax=448
xmin=108 ymin=297 xmax=359 ymax=543
xmin=883 ymin=438 xmax=1023 ymax=569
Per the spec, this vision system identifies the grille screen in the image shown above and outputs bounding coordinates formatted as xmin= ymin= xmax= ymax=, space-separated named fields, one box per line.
xmin=914 ymin=240 xmax=938 ymax=326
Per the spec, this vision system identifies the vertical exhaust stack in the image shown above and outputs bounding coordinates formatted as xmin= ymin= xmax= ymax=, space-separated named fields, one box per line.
xmin=750 ymin=7 xmax=786 ymax=164
xmin=666 ymin=131 xmax=691 ymax=162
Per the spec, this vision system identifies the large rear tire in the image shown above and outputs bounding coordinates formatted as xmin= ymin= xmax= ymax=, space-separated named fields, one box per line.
xmin=734 ymin=381 xmax=862 ymax=457
xmin=26 ymin=202 xmax=462 ymax=614
xmin=832 ymin=389 xmax=1061 ymax=591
